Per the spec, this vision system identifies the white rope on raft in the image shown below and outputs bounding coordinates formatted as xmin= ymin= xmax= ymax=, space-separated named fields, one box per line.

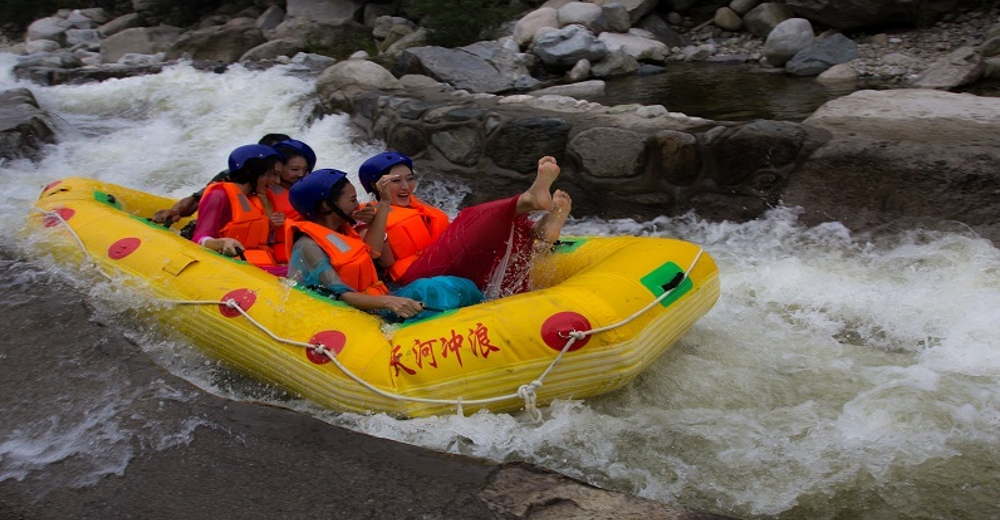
xmin=37 ymin=207 xmax=702 ymax=423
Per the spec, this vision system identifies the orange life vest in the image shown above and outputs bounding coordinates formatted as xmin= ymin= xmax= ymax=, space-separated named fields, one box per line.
xmin=285 ymin=220 xmax=389 ymax=296
xmin=202 ymin=182 xmax=276 ymax=267
xmin=266 ymin=184 xmax=300 ymax=264
xmin=380 ymin=197 xmax=450 ymax=280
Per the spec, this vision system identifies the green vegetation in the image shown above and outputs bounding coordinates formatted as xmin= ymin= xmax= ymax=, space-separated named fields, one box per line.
xmin=402 ymin=0 xmax=520 ymax=48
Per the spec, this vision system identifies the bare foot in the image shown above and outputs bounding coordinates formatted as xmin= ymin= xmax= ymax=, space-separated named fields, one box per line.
xmin=536 ymin=190 xmax=572 ymax=243
xmin=516 ymin=156 xmax=560 ymax=215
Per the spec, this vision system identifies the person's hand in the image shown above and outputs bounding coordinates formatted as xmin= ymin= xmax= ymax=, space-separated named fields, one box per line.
xmin=269 ymin=211 xmax=285 ymax=227
xmin=152 ymin=208 xmax=181 ymax=226
xmin=382 ymin=296 xmax=424 ymax=318
xmin=216 ymin=238 xmax=245 ymax=257
xmin=353 ymin=204 xmax=376 ymax=224
xmin=374 ymin=174 xmax=398 ymax=203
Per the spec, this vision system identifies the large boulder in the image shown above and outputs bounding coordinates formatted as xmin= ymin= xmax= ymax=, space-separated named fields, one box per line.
xmin=743 ymin=2 xmax=794 ymax=38
xmin=316 ymin=59 xmax=404 ymax=112
xmin=533 ymin=25 xmax=609 ymax=69
xmin=394 ymin=43 xmax=528 ymax=94
xmin=513 ymin=7 xmax=560 ymax=48
xmin=0 ymin=88 xmax=57 ymax=162
xmin=788 ymin=89 xmax=1000 ymax=244
xmin=763 ymin=18 xmax=814 ymax=67
xmin=165 ymin=20 xmax=267 ymax=63
xmin=784 ymin=0 xmax=961 ymax=30
xmin=100 ymin=26 xmax=183 ymax=63
xmin=909 ymin=46 xmax=985 ymax=90
xmin=785 ymin=32 xmax=858 ymax=76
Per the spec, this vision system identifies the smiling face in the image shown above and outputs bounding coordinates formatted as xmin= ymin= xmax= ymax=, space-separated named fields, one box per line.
xmin=279 ymin=156 xmax=309 ymax=186
xmin=324 ymin=181 xmax=360 ymax=227
xmin=384 ymin=163 xmax=418 ymax=206
xmin=253 ymin=160 xmax=282 ymax=195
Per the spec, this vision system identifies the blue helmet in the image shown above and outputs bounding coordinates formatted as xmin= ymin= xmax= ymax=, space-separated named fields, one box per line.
xmin=358 ymin=151 xmax=413 ymax=194
xmin=273 ymin=139 xmax=317 ymax=172
xmin=289 ymin=168 xmax=349 ymax=220
xmin=228 ymin=144 xmax=281 ymax=174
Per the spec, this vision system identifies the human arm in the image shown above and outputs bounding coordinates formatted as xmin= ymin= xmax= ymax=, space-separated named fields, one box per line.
xmin=191 ymin=190 xmax=244 ymax=255
xmin=152 ymin=195 xmax=199 ymax=226
xmin=288 ymin=237 xmax=423 ymax=318
xmin=360 ymin=175 xmax=396 ymax=260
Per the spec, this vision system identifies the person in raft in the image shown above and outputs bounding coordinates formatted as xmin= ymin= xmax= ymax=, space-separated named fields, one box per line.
xmin=191 ymin=144 xmax=286 ymax=275
xmin=265 ymin=138 xmax=316 ymax=263
xmin=357 ymin=151 xmax=573 ymax=299
xmin=151 ymin=133 xmax=291 ymax=226
xmin=286 ymin=168 xmax=482 ymax=321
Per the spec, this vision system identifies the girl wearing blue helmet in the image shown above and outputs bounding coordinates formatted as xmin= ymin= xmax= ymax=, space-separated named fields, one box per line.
xmin=191 ymin=144 xmax=284 ymax=274
xmin=285 ymin=169 xmax=482 ymax=321
xmin=357 ymin=152 xmax=572 ymax=299
xmin=266 ymin=139 xmax=317 ymax=263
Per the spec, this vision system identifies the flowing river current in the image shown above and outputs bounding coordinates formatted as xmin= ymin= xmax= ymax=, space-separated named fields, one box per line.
xmin=1 ymin=55 xmax=998 ymax=520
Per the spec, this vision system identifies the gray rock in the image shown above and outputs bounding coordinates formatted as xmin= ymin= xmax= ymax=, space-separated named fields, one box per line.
xmin=513 ymin=7 xmax=560 ymax=48
xmin=570 ymin=127 xmax=647 ymax=179
xmin=763 ymin=18 xmax=814 ymax=67
xmin=101 ymin=26 xmax=182 ymax=63
xmin=530 ymin=79 xmax=606 ymax=98
xmin=559 ymin=2 xmax=604 ymax=30
xmin=791 ymin=89 xmax=1000 ymax=244
xmin=487 ymin=117 xmax=572 ymax=173
xmin=714 ymin=7 xmax=743 ymax=32
xmin=165 ymin=23 xmax=267 ymax=63
xmin=97 ymin=13 xmax=143 ymax=38
xmin=26 ymin=17 xmax=73 ymax=44
xmin=909 ymin=46 xmax=984 ymax=89
xmin=316 ymin=59 xmax=403 ymax=112
xmin=591 ymin=49 xmax=640 ymax=76
xmin=743 ymin=2 xmax=794 ymax=38
xmin=729 ymin=0 xmax=761 ymax=16
xmin=785 ymin=33 xmax=858 ymax=76
xmin=784 ymin=0 xmax=960 ymax=30
xmin=636 ymin=13 xmax=690 ymax=48
xmin=431 ymin=127 xmax=483 ymax=166
xmin=0 ymin=88 xmax=57 ymax=162
xmin=65 ymin=29 xmax=102 ymax=47
xmin=533 ymin=25 xmax=608 ymax=68
xmin=395 ymin=45 xmax=521 ymax=94
xmin=256 ymin=5 xmax=286 ymax=33
xmin=979 ymin=35 xmax=1000 ymax=58
xmin=240 ymin=38 xmax=305 ymax=62
xmin=599 ymin=3 xmax=632 ymax=33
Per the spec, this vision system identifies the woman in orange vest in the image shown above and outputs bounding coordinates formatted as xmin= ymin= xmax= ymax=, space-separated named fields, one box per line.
xmin=191 ymin=144 xmax=284 ymax=274
xmin=267 ymin=139 xmax=316 ymax=263
xmin=357 ymin=152 xmax=572 ymax=299
xmin=286 ymin=169 xmax=482 ymax=321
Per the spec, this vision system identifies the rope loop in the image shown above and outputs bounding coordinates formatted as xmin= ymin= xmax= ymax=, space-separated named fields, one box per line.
xmin=517 ymin=380 xmax=544 ymax=424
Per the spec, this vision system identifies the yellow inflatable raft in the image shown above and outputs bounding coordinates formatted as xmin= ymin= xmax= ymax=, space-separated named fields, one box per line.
xmin=32 ymin=177 xmax=720 ymax=418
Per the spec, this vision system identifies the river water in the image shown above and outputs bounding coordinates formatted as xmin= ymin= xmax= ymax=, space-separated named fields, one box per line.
xmin=2 ymin=55 xmax=998 ymax=520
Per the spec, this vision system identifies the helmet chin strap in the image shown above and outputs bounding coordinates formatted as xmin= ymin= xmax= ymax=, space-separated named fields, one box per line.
xmin=319 ymin=200 xmax=356 ymax=226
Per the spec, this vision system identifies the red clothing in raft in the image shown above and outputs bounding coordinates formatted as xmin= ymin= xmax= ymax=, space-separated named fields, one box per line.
xmin=395 ymin=195 xmax=535 ymax=297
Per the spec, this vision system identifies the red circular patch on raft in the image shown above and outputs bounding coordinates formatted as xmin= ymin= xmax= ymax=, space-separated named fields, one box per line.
xmin=107 ymin=237 xmax=141 ymax=259
xmin=218 ymin=289 xmax=256 ymax=318
xmin=306 ymin=330 xmax=346 ymax=364
xmin=541 ymin=312 xmax=592 ymax=352
xmin=43 ymin=207 xmax=75 ymax=227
